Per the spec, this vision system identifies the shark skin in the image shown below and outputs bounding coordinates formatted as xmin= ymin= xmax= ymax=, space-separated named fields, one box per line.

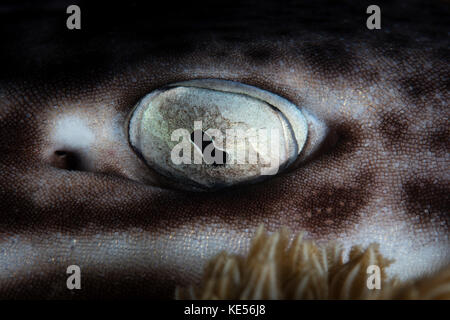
xmin=0 ymin=0 xmax=448 ymax=298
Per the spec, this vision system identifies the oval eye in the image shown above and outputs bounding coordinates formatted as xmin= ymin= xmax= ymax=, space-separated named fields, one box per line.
xmin=128 ymin=79 xmax=310 ymax=191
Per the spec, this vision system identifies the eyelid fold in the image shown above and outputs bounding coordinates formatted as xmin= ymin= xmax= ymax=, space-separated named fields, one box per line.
xmin=128 ymin=79 xmax=326 ymax=191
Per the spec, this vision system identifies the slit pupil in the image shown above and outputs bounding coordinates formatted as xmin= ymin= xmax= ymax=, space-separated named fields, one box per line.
xmin=190 ymin=130 xmax=228 ymax=166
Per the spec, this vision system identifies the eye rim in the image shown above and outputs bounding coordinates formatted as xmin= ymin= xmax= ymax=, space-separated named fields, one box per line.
xmin=126 ymin=78 xmax=328 ymax=192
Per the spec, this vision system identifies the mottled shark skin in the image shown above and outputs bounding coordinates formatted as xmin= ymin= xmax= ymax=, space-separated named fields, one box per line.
xmin=0 ymin=0 xmax=448 ymax=298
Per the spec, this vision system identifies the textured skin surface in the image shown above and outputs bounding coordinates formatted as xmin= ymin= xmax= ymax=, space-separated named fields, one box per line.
xmin=0 ymin=0 xmax=448 ymax=298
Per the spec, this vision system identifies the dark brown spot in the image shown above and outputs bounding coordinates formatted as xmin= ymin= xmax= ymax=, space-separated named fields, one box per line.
xmin=379 ymin=112 xmax=409 ymax=148
xmin=293 ymin=171 xmax=374 ymax=233
xmin=399 ymin=75 xmax=431 ymax=105
xmin=403 ymin=179 xmax=450 ymax=227
xmin=318 ymin=122 xmax=360 ymax=161
xmin=427 ymin=127 xmax=450 ymax=155
xmin=300 ymin=42 xmax=356 ymax=79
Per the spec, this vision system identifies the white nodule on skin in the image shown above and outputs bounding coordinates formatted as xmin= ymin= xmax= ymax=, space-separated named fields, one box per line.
xmin=52 ymin=115 xmax=95 ymax=151
xmin=43 ymin=114 xmax=97 ymax=171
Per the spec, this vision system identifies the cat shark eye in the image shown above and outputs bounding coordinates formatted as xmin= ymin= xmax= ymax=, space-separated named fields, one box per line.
xmin=128 ymin=79 xmax=327 ymax=191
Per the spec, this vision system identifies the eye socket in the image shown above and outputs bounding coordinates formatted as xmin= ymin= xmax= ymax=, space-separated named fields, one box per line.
xmin=128 ymin=79 xmax=327 ymax=191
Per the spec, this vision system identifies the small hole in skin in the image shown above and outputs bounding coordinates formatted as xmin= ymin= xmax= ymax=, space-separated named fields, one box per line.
xmin=52 ymin=150 xmax=81 ymax=171
xmin=54 ymin=150 xmax=67 ymax=156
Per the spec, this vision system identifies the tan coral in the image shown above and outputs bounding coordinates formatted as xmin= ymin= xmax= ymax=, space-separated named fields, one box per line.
xmin=176 ymin=225 xmax=450 ymax=300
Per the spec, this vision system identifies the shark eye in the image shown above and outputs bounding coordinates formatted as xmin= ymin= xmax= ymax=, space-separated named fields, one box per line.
xmin=128 ymin=79 xmax=326 ymax=191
